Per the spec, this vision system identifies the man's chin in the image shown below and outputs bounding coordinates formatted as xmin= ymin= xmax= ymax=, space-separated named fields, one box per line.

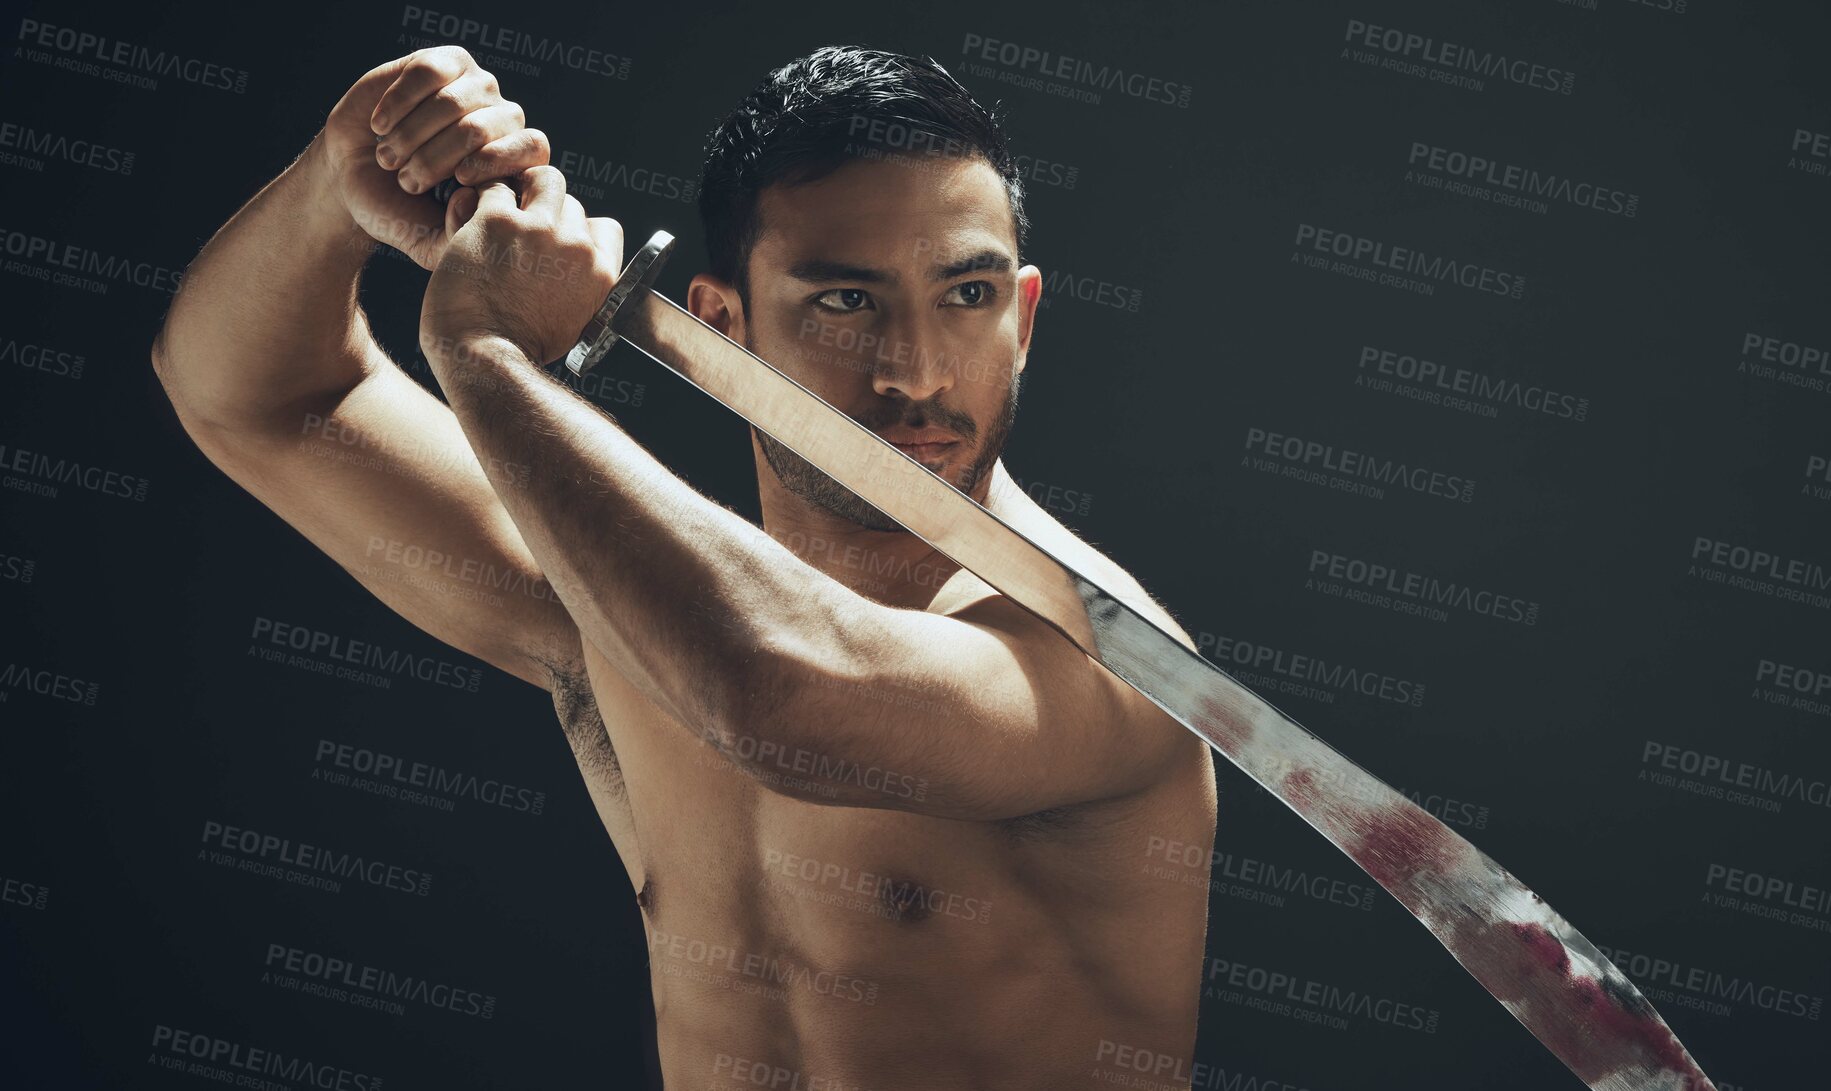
xmin=817 ymin=489 xmax=903 ymax=532
xmin=924 ymin=451 xmax=990 ymax=495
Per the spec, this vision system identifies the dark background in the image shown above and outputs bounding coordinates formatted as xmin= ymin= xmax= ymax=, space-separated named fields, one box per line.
xmin=4 ymin=1 xmax=1827 ymax=1088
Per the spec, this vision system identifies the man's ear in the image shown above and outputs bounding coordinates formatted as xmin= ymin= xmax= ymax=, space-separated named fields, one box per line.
xmin=1014 ymin=264 xmax=1042 ymax=375
xmin=688 ymin=273 xmax=745 ymax=342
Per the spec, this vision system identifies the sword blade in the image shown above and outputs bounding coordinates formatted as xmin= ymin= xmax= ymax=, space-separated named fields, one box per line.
xmin=605 ymin=285 xmax=1716 ymax=1091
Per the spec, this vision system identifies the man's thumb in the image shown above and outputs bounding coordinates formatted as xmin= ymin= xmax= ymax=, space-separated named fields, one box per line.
xmin=443 ymin=186 xmax=482 ymax=241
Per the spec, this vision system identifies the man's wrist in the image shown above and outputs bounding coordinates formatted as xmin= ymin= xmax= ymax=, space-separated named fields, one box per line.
xmin=291 ymin=133 xmax=373 ymax=254
xmin=420 ymin=328 xmax=542 ymax=391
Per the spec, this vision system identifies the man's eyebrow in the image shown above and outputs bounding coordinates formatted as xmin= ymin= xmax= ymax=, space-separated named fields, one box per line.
xmin=785 ymin=259 xmax=894 ymax=284
xmin=932 ymin=250 xmax=1012 ymax=281
xmin=783 ymin=250 xmax=1015 ymax=285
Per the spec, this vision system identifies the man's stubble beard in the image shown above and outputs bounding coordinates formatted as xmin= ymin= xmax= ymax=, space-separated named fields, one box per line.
xmin=751 ymin=337 xmax=1022 ymax=532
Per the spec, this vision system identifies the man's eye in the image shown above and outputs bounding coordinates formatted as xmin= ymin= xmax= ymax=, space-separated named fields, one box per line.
xmin=942 ymin=281 xmax=997 ymax=307
xmin=814 ymin=288 xmax=874 ymax=312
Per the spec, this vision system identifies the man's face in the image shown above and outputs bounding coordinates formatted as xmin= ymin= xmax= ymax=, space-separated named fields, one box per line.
xmin=718 ymin=153 xmax=1040 ymax=530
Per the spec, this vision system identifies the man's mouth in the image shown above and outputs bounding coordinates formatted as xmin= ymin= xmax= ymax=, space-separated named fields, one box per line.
xmin=880 ymin=429 xmax=961 ymax=463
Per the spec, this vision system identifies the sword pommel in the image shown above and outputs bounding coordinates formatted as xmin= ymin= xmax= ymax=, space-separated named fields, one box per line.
xmin=565 ymin=229 xmax=676 ymax=377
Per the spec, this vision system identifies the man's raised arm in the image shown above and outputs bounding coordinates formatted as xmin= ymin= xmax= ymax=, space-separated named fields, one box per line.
xmin=150 ymin=47 xmax=579 ymax=689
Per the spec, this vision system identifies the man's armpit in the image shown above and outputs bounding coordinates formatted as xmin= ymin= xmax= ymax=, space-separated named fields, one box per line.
xmin=543 ymin=657 xmax=625 ymax=800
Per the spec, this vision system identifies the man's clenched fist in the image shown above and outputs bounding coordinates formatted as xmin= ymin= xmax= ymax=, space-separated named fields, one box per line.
xmin=420 ymin=167 xmax=624 ymax=368
xmin=315 ymin=45 xmax=549 ymax=270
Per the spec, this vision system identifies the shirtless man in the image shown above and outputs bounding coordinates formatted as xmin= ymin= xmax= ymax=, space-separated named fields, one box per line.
xmin=152 ymin=43 xmax=1217 ymax=1088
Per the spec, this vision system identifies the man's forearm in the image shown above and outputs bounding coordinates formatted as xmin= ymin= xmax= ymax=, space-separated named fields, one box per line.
xmin=426 ymin=336 xmax=851 ymax=736
xmin=152 ymin=135 xmax=378 ymax=429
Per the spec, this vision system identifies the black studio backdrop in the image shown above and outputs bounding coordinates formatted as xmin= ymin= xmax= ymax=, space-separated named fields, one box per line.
xmin=3 ymin=1 xmax=1828 ymax=1088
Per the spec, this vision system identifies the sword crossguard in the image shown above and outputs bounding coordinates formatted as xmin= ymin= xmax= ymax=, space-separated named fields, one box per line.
xmin=566 ymin=230 xmax=677 ymax=377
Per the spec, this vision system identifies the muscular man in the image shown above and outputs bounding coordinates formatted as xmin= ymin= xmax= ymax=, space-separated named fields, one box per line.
xmin=153 ymin=43 xmax=1217 ymax=1088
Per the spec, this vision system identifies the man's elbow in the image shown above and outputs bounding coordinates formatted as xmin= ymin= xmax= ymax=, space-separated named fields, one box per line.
xmin=149 ymin=323 xmax=178 ymax=393
xmin=149 ymin=320 xmax=210 ymax=429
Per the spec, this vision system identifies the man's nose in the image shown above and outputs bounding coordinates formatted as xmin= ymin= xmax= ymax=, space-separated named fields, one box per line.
xmin=869 ymin=321 xmax=953 ymax=401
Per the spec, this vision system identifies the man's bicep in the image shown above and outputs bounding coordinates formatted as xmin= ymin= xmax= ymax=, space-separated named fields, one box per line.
xmin=775 ymin=596 xmax=1186 ymax=821
xmin=188 ymin=351 xmax=577 ymax=688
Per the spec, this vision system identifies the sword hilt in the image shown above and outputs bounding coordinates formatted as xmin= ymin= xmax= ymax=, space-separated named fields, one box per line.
xmin=564 ymin=230 xmax=676 ymax=377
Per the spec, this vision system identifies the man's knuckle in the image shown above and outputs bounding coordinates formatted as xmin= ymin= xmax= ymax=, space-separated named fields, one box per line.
xmin=456 ymin=113 xmax=491 ymax=142
xmin=408 ymin=47 xmax=455 ymax=78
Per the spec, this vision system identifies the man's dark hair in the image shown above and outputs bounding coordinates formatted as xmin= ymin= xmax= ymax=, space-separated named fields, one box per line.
xmin=698 ymin=45 xmax=1029 ymax=307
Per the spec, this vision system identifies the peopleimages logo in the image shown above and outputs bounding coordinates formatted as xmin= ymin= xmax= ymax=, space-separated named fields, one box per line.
xmin=200 ymin=819 xmax=433 ymax=896
xmin=0 ymin=120 xmax=135 ymax=175
xmin=314 ymin=738 xmax=546 ymax=815
xmin=14 ymin=19 xmax=250 ymax=93
xmin=1705 ymin=864 xmax=1831 ymax=917
xmin=1205 ymin=954 xmax=1441 ymax=1033
xmin=1640 ymin=739 xmax=1831 ymax=812
xmin=1407 ymin=141 xmax=1638 ymax=217
xmin=0 ymin=441 xmax=149 ymax=500
xmin=1039 ymin=267 xmax=1144 ymax=311
xmin=958 ymin=33 xmax=1193 ymax=108
xmin=2 ymin=876 xmax=49 ymax=910
xmin=1808 ymin=455 xmax=1831 ymax=501
xmin=1092 ymin=1041 xmax=1314 ymax=1091
xmin=0 ymin=226 xmax=184 ymax=295
xmin=1342 ymin=19 xmax=1575 ymax=94
xmin=1243 ymin=425 xmax=1476 ymax=503
xmin=1 ymin=334 xmax=85 ymax=380
xmin=1307 ymin=549 xmax=1540 ymax=625
xmin=649 ymin=930 xmax=881 ymax=1005
xmin=0 ymin=551 xmax=35 ymax=583
xmin=0 ymin=661 xmax=100 ymax=704
xmin=1689 ymin=537 xmax=1831 ymax=609
xmin=264 ymin=943 xmax=497 ymax=1019
xmin=1146 ymin=836 xmax=1382 ymax=912
xmin=249 ymin=616 xmax=484 ymax=692
xmin=1790 ymin=128 xmax=1829 ymax=178
xmin=1738 ymin=330 xmax=1831 ymax=394
xmin=149 ymin=1025 xmax=381 ymax=1090
xmin=555 ymin=147 xmax=696 ymax=203
xmin=1195 ymin=628 xmax=1427 ymax=707
xmin=761 ymin=848 xmax=992 ymax=924
xmin=1594 ymin=942 xmax=1824 ymax=1020
xmin=1357 ymin=345 xmax=1590 ymax=422
xmin=1293 ymin=223 xmax=1525 ymax=300
xmin=396 ymin=7 xmax=631 ymax=78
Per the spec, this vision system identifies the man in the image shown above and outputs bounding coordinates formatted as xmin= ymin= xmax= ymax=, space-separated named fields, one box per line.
xmin=153 ymin=43 xmax=1217 ymax=1088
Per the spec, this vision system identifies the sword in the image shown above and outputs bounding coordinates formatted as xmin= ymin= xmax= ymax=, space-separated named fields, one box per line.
xmin=560 ymin=229 xmax=1718 ymax=1091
